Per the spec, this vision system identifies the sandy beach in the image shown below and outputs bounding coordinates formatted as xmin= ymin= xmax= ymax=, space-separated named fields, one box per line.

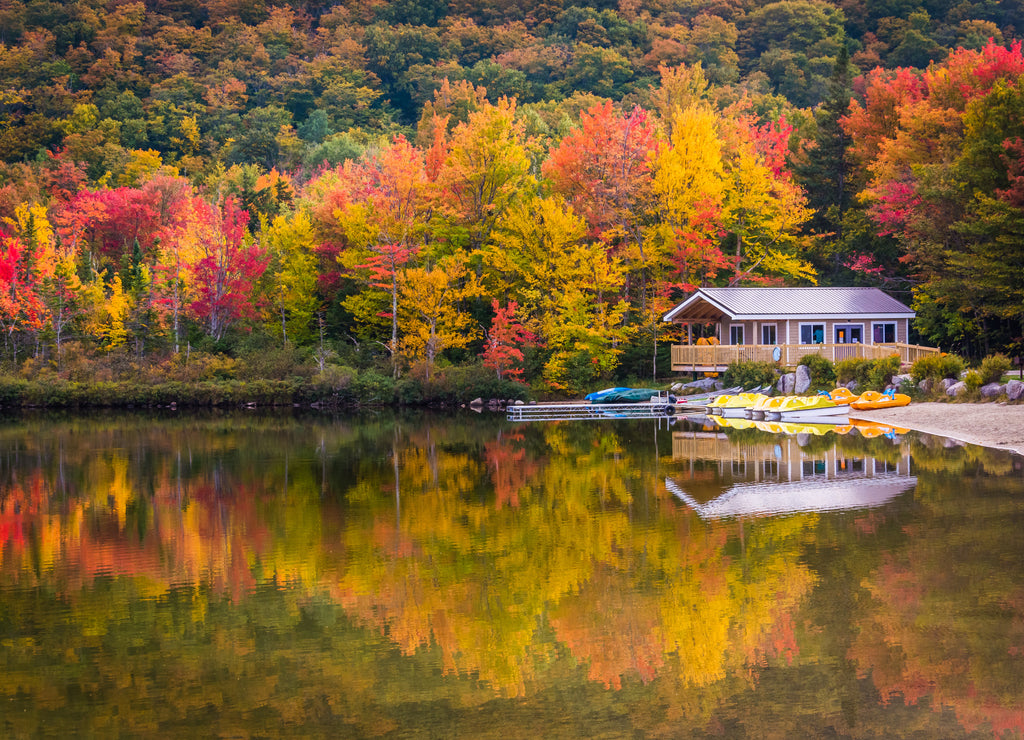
xmin=851 ymin=402 xmax=1024 ymax=456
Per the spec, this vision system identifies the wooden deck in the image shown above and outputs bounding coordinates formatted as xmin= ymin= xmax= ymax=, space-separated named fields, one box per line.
xmin=669 ymin=342 xmax=940 ymax=372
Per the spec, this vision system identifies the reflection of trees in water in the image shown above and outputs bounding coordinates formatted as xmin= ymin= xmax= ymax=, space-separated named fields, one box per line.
xmin=846 ymin=466 xmax=1024 ymax=736
xmin=1 ymin=413 xmax=1023 ymax=736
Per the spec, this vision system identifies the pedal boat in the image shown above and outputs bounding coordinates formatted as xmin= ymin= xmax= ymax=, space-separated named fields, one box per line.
xmin=773 ymin=395 xmax=850 ymax=423
xmin=850 ymin=389 xmax=911 ymax=410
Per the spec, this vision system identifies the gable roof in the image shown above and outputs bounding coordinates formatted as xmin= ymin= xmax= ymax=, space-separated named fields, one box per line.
xmin=663 ymin=287 xmax=915 ymax=322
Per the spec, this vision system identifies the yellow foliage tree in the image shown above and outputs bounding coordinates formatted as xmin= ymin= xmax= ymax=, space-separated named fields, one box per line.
xmin=398 ymin=253 xmax=481 ymax=378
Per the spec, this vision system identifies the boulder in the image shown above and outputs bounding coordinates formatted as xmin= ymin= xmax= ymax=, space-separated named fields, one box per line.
xmin=470 ymin=397 xmax=484 ymax=407
xmin=980 ymin=382 xmax=1006 ymax=398
xmin=893 ymin=373 xmax=913 ymax=386
xmin=918 ymin=377 xmax=933 ymax=394
xmin=946 ymin=381 xmax=967 ymax=397
xmin=514 ymin=399 xmax=525 ymax=406
xmin=846 ymin=380 xmax=860 ymax=391
xmin=777 ymin=373 xmax=796 ymax=394
xmin=1007 ymin=379 xmax=1024 ymax=402
xmin=794 ymin=364 xmax=812 ymax=394
xmin=940 ymin=377 xmax=957 ymax=392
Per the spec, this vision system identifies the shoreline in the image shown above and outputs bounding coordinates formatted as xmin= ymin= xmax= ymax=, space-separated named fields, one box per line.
xmin=850 ymin=402 xmax=1024 ymax=456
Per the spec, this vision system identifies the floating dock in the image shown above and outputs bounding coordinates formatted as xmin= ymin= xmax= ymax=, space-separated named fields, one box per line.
xmin=507 ymin=401 xmax=707 ymax=422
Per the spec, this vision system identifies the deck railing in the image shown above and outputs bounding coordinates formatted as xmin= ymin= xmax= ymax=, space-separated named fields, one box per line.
xmin=669 ymin=342 xmax=940 ymax=372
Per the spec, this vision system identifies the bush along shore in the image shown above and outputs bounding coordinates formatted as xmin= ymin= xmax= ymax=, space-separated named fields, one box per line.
xmin=708 ymin=353 xmax=1024 ymax=403
xmin=4 ymin=348 xmax=1021 ymax=411
xmin=0 ymin=363 xmax=531 ymax=410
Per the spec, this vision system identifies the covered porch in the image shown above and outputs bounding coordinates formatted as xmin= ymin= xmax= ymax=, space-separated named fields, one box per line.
xmin=663 ymin=287 xmax=940 ymax=373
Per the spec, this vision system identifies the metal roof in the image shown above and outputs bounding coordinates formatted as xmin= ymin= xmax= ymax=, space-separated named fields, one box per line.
xmin=663 ymin=287 xmax=915 ymax=322
xmin=665 ymin=474 xmax=917 ymax=519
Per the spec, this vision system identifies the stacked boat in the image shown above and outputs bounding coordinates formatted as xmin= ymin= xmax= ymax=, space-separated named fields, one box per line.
xmin=703 ymin=386 xmax=911 ymax=425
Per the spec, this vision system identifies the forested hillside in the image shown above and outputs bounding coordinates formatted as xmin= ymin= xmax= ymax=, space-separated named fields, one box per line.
xmin=1 ymin=0 xmax=1022 ymax=393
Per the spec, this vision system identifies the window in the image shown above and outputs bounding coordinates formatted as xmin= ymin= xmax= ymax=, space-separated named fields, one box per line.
xmin=801 ymin=459 xmax=827 ymax=477
xmin=761 ymin=324 xmax=777 ymax=345
xmin=873 ymin=322 xmax=896 ymax=343
xmin=800 ymin=323 xmax=825 ymax=344
xmin=729 ymin=325 xmax=744 ymax=345
xmin=834 ymin=324 xmax=863 ymax=344
xmin=835 ymin=457 xmax=865 ymax=475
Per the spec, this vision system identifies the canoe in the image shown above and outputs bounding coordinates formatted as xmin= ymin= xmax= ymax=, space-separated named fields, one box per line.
xmin=850 ymin=390 xmax=911 ymax=410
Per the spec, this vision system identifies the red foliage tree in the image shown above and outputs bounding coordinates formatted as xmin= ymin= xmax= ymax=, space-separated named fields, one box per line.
xmin=481 ymin=299 xmax=535 ymax=381
xmin=187 ymin=198 xmax=268 ymax=341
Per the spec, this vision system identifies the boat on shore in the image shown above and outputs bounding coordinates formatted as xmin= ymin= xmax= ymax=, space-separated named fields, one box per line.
xmin=717 ymin=392 xmax=770 ymax=418
xmin=769 ymin=395 xmax=850 ymax=424
xmin=850 ymin=389 xmax=911 ymax=410
xmin=586 ymin=387 xmax=668 ymax=404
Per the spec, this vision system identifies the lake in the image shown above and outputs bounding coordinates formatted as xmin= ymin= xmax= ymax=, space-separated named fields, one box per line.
xmin=1 ymin=410 xmax=1023 ymax=738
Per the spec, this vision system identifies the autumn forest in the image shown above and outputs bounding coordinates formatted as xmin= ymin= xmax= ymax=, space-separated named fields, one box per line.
xmin=2 ymin=0 xmax=1024 ymax=395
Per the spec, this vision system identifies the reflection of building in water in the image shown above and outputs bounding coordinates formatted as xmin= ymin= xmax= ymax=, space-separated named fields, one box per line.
xmin=667 ymin=429 xmax=915 ymax=518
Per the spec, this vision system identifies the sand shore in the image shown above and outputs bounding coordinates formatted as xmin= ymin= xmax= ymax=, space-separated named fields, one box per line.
xmin=850 ymin=402 xmax=1024 ymax=456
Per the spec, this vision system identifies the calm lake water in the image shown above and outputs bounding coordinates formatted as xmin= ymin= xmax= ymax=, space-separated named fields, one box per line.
xmin=1 ymin=410 xmax=1023 ymax=738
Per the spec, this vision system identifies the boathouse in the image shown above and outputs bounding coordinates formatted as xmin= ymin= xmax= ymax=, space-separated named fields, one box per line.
xmin=662 ymin=287 xmax=939 ymax=373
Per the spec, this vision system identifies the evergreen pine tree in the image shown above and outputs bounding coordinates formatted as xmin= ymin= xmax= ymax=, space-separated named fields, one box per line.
xmin=798 ymin=45 xmax=855 ymax=279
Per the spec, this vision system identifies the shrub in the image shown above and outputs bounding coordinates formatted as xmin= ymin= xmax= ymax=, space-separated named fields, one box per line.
xmin=426 ymin=364 xmax=531 ymax=405
xmin=350 ymin=369 xmax=395 ymax=404
xmin=964 ymin=370 xmax=983 ymax=392
xmin=911 ymin=353 xmax=965 ymax=383
xmin=723 ymin=360 xmax=777 ymax=389
xmin=835 ymin=357 xmax=872 ymax=386
xmin=866 ymin=354 xmax=901 ymax=390
xmin=977 ymin=353 xmax=1012 ymax=384
xmin=798 ymin=354 xmax=836 ymax=386
xmin=239 ymin=344 xmax=314 ymax=381
xmin=835 ymin=355 xmax=900 ymax=390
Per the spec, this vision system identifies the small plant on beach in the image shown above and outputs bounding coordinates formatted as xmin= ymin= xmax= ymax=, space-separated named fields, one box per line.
xmin=866 ymin=354 xmax=901 ymax=390
xmin=798 ymin=354 xmax=836 ymax=387
xmin=723 ymin=360 xmax=777 ymax=389
xmin=911 ymin=353 xmax=965 ymax=384
xmin=964 ymin=370 xmax=983 ymax=392
xmin=977 ymin=353 xmax=1011 ymax=384
xmin=835 ymin=357 xmax=871 ymax=386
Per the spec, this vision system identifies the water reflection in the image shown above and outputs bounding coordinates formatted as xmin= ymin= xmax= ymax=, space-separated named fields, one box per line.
xmin=668 ymin=417 xmax=916 ymax=518
xmin=0 ymin=411 xmax=1023 ymax=737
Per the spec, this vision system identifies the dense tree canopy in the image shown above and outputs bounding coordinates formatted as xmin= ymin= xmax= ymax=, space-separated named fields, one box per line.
xmin=1 ymin=0 xmax=1023 ymax=383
